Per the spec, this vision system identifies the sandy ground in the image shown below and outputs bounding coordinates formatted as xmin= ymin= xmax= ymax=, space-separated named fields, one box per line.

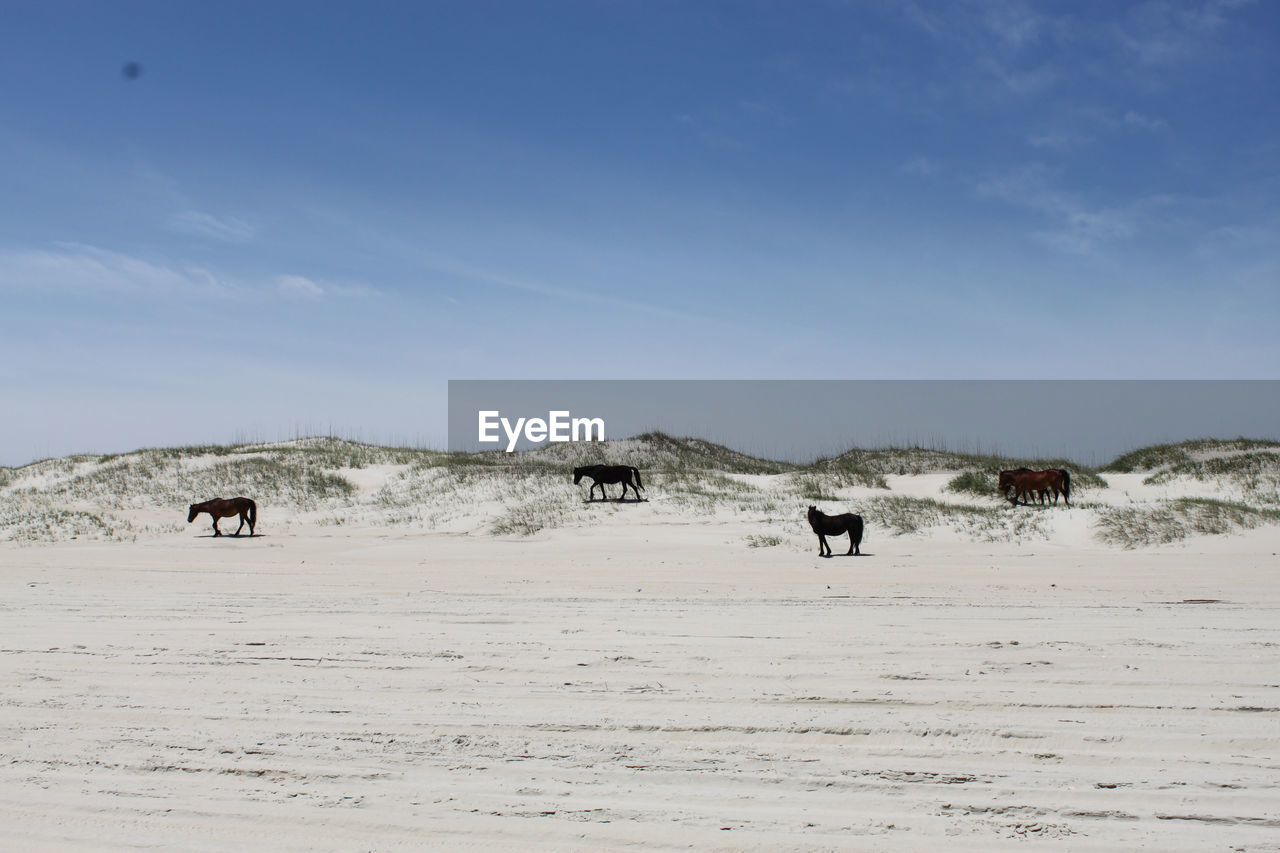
xmin=3 ymin=512 xmax=1280 ymax=851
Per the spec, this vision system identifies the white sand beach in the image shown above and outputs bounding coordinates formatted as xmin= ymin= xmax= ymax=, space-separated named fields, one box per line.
xmin=2 ymin=439 xmax=1279 ymax=850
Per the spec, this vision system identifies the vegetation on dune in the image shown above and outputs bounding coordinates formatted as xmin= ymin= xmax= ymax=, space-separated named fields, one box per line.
xmin=1140 ymin=452 xmax=1280 ymax=499
xmin=28 ymin=455 xmax=356 ymax=511
xmin=1103 ymin=438 xmax=1280 ymax=473
xmin=0 ymin=506 xmax=128 ymax=543
xmin=3 ymin=433 xmax=1278 ymax=544
xmin=943 ymin=471 xmax=997 ymax=497
xmin=830 ymin=447 xmax=1108 ymax=491
xmin=659 ymin=470 xmax=780 ymax=516
xmin=524 ymin=431 xmax=794 ymax=475
xmin=1095 ymin=497 xmax=1280 ymax=548
xmin=791 ymin=475 xmax=843 ymax=502
xmin=803 ymin=458 xmax=889 ymax=490
xmin=858 ymin=495 xmax=1049 ymax=542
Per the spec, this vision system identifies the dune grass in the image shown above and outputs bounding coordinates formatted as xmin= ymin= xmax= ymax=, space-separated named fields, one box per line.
xmin=1095 ymin=497 xmax=1280 ymax=548
xmin=858 ymin=495 xmax=1049 ymax=542
xmin=29 ymin=455 xmax=356 ymax=511
xmin=0 ymin=506 xmax=127 ymax=543
xmin=3 ymin=434 xmax=1277 ymax=545
xmin=1103 ymin=438 xmax=1280 ymax=473
xmin=943 ymin=471 xmax=997 ymax=497
xmin=1140 ymin=452 xmax=1280 ymax=497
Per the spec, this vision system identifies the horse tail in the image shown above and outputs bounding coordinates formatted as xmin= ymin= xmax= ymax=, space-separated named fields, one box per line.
xmin=852 ymin=515 xmax=864 ymax=547
xmin=631 ymin=467 xmax=644 ymax=491
xmin=248 ymin=499 xmax=257 ymax=529
xmin=1061 ymin=470 xmax=1070 ymax=502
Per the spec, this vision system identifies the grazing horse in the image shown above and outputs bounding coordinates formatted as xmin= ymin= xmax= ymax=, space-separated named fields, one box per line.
xmin=807 ymin=505 xmax=863 ymax=556
xmin=998 ymin=468 xmax=1047 ymax=505
xmin=1006 ymin=469 xmax=1070 ymax=507
xmin=188 ymin=496 xmax=257 ymax=536
xmin=573 ymin=465 xmax=645 ymax=502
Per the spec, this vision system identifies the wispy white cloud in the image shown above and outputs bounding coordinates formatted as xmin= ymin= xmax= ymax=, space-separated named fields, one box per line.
xmin=0 ymin=243 xmax=372 ymax=302
xmin=902 ymin=156 xmax=941 ymax=177
xmin=169 ymin=210 xmax=256 ymax=242
xmin=420 ymin=252 xmax=701 ymax=322
xmin=977 ymin=56 xmax=1059 ymax=95
xmin=979 ymin=0 xmax=1056 ymax=49
xmin=1028 ymin=130 xmax=1095 ymax=152
xmin=276 ymin=274 xmax=324 ymax=298
xmin=976 ymin=165 xmax=1142 ymax=255
xmin=0 ymin=243 xmax=228 ymax=294
xmin=1112 ymin=0 xmax=1245 ymax=66
xmin=1122 ymin=110 xmax=1168 ymax=131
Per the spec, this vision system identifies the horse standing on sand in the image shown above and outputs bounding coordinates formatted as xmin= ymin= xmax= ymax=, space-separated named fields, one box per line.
xmin=188 ymin=497 xmax=257 ymax=536
xmin=1003 ymin=469 xmax=1070 ymax=507
xmin=998 ymin=468 xmax=1046 ymax=505
xmin=573 ymin=465 xmax=645 ymax=502
xmin=807 ymin=505 xmax=863 ymax=557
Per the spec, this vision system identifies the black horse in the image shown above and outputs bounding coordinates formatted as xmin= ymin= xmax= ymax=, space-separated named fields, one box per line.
xmin=573 ymin=465 xmax=645 ymax=502
xmin=808 ymin=505 xmax=863 ymax=557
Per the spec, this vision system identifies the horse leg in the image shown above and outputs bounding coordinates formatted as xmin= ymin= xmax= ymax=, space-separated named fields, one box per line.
xmin=211 ymin=517 xmax=221 ymax=537
xmin=846 ymin=532 xmax=858 ymax=556
xmin=817 ymin=533 xmax=829 ymax=557
xmin=234 ymin=512 xmax=246 ymax=535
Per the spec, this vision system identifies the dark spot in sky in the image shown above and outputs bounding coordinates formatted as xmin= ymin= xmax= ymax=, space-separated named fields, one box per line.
xmin=122 ymin=62 xmax=142 ymax=80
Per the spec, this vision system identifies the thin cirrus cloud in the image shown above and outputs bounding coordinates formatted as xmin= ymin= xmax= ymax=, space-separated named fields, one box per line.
xmin=168 ymin=210 xmax=256 ymax=243
xmin=275 ymin=274 xmax=324 ymax=298
xmin=0 ymin=243 xmax=220 ymax=294
xmin=975 ymin=166 xmax=1142 ymax=255
xmin=1122 ymin=110 xmax=1169 ymax=132
xmin=901 ymin=156 xmax=941 ymax=177
xmin=0 ymin=243 xmax=364 ymax=303
xmin=1112 ymin=0 xmax=1243 ymax=66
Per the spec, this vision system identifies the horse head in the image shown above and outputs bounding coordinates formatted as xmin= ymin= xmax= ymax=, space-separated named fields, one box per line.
xmin=572 ymin=467 xmax=584 ymax=485
xmin=187 ymin=504 xmax=198 ymax=523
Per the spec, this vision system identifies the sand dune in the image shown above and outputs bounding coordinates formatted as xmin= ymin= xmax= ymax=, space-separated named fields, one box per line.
xmin=2 ymin=438 xmax=1279 ymax=849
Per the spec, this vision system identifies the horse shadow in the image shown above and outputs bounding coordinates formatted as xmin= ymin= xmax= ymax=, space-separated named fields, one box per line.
xmin=584 ymin=496 xmax=649 ymax=504
xmin=195 ymin=533 xmax=263 ymax=539
xmin=819 ymin=551 xmax=872 ymax=558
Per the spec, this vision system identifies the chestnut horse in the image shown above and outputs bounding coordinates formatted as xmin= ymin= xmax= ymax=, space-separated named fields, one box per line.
xmin=1005 ymin=470 xmax=1070 ymax=506
xmin=188 ymin=496 xmax=257 ymax=536
xmin=808 ymin=505 xmax=863 ymax=556
xmin=998 ymin=468 xmax=1048 ymax=505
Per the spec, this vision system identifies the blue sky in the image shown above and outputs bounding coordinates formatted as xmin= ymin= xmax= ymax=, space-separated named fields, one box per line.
xmin=2 ymin=1 xmax=1277 ymax=463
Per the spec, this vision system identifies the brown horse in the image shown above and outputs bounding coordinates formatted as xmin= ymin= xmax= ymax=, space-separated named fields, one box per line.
xmin=188 ymin=497 xmax=257 ymax=536
xmin=808 ymin=505 xmax=863 ymax=556
xmin=998 ymin=468 xmax=1049 ymax=505
xmin=1005 ymin=470 xmax=1070 ymax=506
